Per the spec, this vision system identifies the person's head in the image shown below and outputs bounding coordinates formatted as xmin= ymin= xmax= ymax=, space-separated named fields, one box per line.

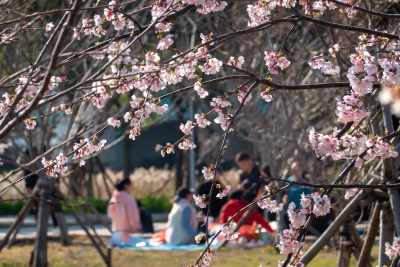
xmin=290 ymin=161 xmax=303 ymax=180
xmin=261 ymin=164 xmax=271 ymax=177
xmin=229 ymin=189 xmax=243 ymax=200
xmin=115 ymin=177 xmax=133 ymax=192
xmin=261 ymin=164 xmax=272 ymax=182
xmin=176 ymin=187 xmax=193 ymax=203
xmin=235 ymin=152 xmax=254 ymax=174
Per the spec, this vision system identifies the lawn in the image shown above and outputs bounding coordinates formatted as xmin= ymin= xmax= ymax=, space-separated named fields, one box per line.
xmin=0 ymin=236 xmax=376 ymax=266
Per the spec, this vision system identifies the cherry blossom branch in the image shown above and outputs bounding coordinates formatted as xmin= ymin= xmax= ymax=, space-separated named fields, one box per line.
xmin=0 ymin=0 xmax=139 ymax=27
xmin=295 ymin=10 xmax=400 ymax=40
xmin=326 ymin=0 xmax=400 ymax=18
xmin=281 ymin=127 xmax=400 ymax=266
xmin=0 ymin=0 xmax=82 ymax=141
xmin=0 ymin=128 xmax=86 ymax=187
xmin=195 ymin=183 xmax=291 ymax=265
xmin=261 ymin=176 xmax=400 ymax=189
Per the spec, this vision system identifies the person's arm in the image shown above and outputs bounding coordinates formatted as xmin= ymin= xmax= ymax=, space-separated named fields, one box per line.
xmin=182 ymin=206 xmax=196 ymax=236
xmin=125 ymin=196 xmax=142 ymax=232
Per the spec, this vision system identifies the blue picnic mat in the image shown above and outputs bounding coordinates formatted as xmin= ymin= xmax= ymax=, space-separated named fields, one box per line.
xmin=107 ymin=232 xmax=217 ymax=250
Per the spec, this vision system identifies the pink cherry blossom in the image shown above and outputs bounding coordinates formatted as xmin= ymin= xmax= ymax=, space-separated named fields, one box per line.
xmin=157 ymin=34 xmax=174 ymax=50
xmin=112 ymin=14 xmax=126 ymax=31
xmin=308 ymin=192 xmax=331 ymax=217
xmin=214 ymin=112 xmax=232 ymax=131
xmin=264 ymin=51 xmax=290 ymax=74
xmin=385 ymin=238 xmax=400 ymax=260
xmin=258 ymin=197 xmax=284 ymax=213
xmin=309 ymin=128 xmax=340 ymax=158
xmin=24 ymin=119 xmax=36 ymax=130
xmin=161 ymin=143 xmax=175 ymax=157
xmin=354 ymin=157 xmax=363 ymax=168
xmin=194 ymin=81 xmax=209 ymax=98
xmin=180 ymin=121 xmax=194 ymax=135
xmin=202 ymin=166 xmax=215 ymax=180
xmin=155 ymin=22 xmax=173 ymax=32
xmin=216 ymin=185 xmax=231 ymax=199
xmin=193 ymin=194 xmax=206 ymax=208
xmin=347 ymin=73 xmax=373 ymax=95
xmin=308 ymin=58 xmax=340 ymax=75
xmin=107 ymin=117 xmax=121 ymax=128
xmin=178 ymin=138 xmax=197 ymax=150
xmin=195 ymin=113 xmax=211 ymax=128
xmin=227 ymin=56 xmax=244 ymax=69
xmin=336 ymin=93 xmax=370 ymax=123
xmin=277 ymin=226 xmax=304 ymax=255
xmin=288 ymin=203 xmax=307 ymax=228
xmin=195 ymin=233 xmax=206 ymax=244
xmin=199 ymin=58 xmax=222 ymax=75
xmin=221 ymin=222 xmax=239 ymax=240
xmin=237 ymin=86 xmax=252 ymax=105
xmin=261 ymin=90 xmax=273 ymax=102
xmin=210 ymin=97 xmax=231 ymax=112
xmin=344 ymin=188 xmax=359 ymax=200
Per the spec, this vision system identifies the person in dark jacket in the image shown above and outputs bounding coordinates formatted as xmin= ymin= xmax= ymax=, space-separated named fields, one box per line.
xmin=236 ymin=153 xmax=262 ymax=203
xmin=197 ymin=168 xmax=227 ymax=219
xmin=137 ymin=200 xmax=154 ymax=233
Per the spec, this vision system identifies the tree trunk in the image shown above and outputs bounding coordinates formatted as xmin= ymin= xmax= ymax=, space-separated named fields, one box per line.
xmin=337 ymin=223 xmax=351 ymax=267
xmin=357 ymin=202 xmax=380 ymax=267
xmin=379 ymin=205 xmax=394 ymax=267
xmin=33 ymin=176 xmax=52 ymax=267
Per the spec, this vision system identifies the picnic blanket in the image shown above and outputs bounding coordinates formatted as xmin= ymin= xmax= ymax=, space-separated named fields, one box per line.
xmin=107 ymin=225 xmax=274 ymax=251
xmin=107 ymin=231 xmax=218 ymax=250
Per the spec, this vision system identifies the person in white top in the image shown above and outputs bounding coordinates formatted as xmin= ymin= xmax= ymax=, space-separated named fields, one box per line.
xmin=166 ymin=187 xmax=198 ymax=245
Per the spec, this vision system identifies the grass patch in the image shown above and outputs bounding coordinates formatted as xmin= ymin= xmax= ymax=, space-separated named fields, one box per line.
xmin=0 ymin=236 xmax=380 ymax=267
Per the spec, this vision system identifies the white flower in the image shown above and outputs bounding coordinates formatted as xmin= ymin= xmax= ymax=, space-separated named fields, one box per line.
xmin=216 ymin=185 xmax=231 ymax=199
xmin=202 ymin=167 xmax=215 ymax=180
xmin=107 ymin=117 xmax=121 ymax=128
xmin=193 ymin=194 xmax=206 ymax=208
xmin=157 ymin=34 xmax=174 ymax=50
xmin=221 ymin=222 xmax=239 ymax=240
xmin=45 ymin=22 xmax=54 ymax=32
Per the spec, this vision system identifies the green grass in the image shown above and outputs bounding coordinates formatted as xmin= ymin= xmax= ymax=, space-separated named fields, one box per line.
xmin=0 ymin=236 xmax=380 ymax=267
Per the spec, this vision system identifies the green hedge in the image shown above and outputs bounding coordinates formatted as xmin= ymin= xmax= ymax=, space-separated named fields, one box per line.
xmin=0 ymin=200 xmax=29 ymax=216
xmin=0 ymin=195 xmax=172 ymax=215
xmin=139 ymin=195 xmax=172 ymax=213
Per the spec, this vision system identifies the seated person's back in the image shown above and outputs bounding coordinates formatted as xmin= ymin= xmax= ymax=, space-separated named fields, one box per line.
xmin=108 ymin=177 xmax=142 ymax=233
xmin=166 ymin=187 xmax=198 ymax=245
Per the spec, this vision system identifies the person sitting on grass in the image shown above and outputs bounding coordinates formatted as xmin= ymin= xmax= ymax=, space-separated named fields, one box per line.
xmin=219 ymin=190 xmax=275 ymax=235
xmin=108 ymin=177 xmax=142 ymax=236
xmin=166 ymin=187 xmax=198 ymax=245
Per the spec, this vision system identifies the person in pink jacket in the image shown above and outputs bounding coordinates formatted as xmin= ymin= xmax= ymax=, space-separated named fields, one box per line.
xmin=108 ymin=177 xmax=142 ymax=236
